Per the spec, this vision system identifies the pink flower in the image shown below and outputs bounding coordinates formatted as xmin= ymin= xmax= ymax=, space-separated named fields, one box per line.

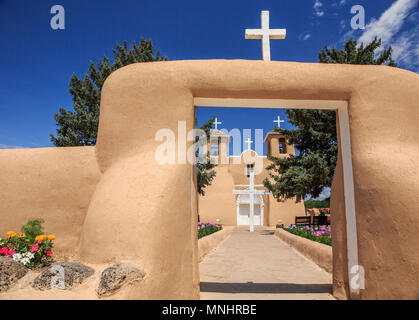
xmin=30 ymin=244 xmax=39 ymax=253
xmin=45 ymin=251 xmax=53 ymax=256
xmin=0 ymin=247 xmax=17 ymax=258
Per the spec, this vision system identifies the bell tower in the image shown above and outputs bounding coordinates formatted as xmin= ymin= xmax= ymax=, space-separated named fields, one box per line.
xmin=209 ymin=129 xmax=230 ymax=164
xmin=264 ymin=131 xmax=295 ymax=156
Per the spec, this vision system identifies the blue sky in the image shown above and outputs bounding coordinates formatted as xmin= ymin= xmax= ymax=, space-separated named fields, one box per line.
xmin=0 ymin=0 xmax=418 ymax=150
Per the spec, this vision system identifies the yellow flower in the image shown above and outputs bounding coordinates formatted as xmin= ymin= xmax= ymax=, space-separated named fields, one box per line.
xmin=48 ymin=234 xmax=56 ymax=241
xmin=18 ymin=233 xmax=25 ymax=238
xmin=25 ymin=239 xmax=30 ymax=242
xmin=35 ymin=235 xmax=47 ymax=242
xmin=6 ymin=231 xmax=16 ymax=238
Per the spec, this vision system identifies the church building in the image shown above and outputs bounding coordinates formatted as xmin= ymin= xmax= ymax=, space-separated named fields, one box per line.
xmin=198 ymin=120 xmax=305 ymax=227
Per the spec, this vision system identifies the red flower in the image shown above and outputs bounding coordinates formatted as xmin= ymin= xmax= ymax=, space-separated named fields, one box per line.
xmin=45 ymin=251 xmax=53 ymax=256
xmin=0 ymin=246 xmax=16 ymax=257
xmin=30 ymin=244 xmax=39 ymax=253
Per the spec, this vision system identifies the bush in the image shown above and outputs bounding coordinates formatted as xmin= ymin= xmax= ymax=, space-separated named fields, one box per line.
xmin=20 ymin=218 xmax=44 ymax=241
xmin=0 ymin=219 xmax=56 ymax=268
xmin=304 ymin=199 xmax=330 ymax=209
xmin=284 ymin=224 xmax=332 ymax=246
xmin=198 ymin=222 xmax=222 ymax=239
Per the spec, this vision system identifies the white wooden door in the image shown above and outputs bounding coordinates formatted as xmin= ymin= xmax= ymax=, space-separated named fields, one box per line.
xmin=238 ymin=204 xmax=261 ymax=225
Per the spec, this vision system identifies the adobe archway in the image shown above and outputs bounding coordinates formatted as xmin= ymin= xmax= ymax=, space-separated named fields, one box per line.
xmin=74 ymin=60 xmax=419 ymax=299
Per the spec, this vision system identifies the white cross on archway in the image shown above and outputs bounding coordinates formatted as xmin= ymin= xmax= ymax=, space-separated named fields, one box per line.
xmin=274 ymin=115 xmax=285 ymax=128
xmin=245 ymin=137 xmax=253 ymax=150
xmin=213 ymin=117 xmax=222 ymax=130
xmin=245 ymin=10 xmax=287 ymax=61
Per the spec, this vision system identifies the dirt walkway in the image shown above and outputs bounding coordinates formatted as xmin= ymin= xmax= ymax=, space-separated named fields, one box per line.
xmin=199 ymin=227 xmax=335 ymax=300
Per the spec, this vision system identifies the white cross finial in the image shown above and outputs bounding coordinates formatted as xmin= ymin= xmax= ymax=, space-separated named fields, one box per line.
xmin=245 ymin=10 xmax=286 ymax=61
xmin=274 ymin=115 xmax=285 ymax=128
xmin=213 ymin=117 xmax=222 ymax=130
xmin=245 ymin=137 xmax=253 ymax=150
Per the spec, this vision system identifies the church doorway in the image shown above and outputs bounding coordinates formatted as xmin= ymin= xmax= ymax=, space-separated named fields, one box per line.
xmin=236 ymin=194 xmax=263 ymax=226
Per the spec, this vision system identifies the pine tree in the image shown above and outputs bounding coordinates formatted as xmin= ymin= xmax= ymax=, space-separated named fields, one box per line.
xmin=196 ymin=116 xmax=217 ymax=196
xmin=50 ymin=39 xmax=167 ymax=146
xmin=264 ymin=37 xmax=397 ymax=202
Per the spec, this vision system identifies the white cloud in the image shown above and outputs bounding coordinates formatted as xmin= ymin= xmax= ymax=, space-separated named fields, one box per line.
xmin=312 ymin=187 xmax=331 ymax=200
xmin=390 ymin=25 xmax=419 ymax=71
xmin=313 ymin=0 xmax=325 ymax=17
xmin=356 ymin=0 xmax=419 ymax=71
xmin=339 ymin=0 xmax=347 ymax=6
xmin=358 ymin=0 xmax=418 ymax=46
xmin=298 ymin=32 xmax=312 ymax=41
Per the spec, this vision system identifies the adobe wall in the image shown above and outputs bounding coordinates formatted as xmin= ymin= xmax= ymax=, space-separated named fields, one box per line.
xmin=0 ymin=147 xmax=100 ymax=255
xmin=198 ymin=166 xmax=236 ymax=225
xmin=1 ymin=60 xmax=418 ymax=299
xmin=268 ymin=197 xmax=305 ymax=227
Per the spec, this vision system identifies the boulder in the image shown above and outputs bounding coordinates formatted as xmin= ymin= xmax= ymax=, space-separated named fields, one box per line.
xmin=32 ymin=262 xmax=94 ymax=290
xmin=97 ymin=262 xmax=145 ymax=297
xmin=0 ymin=256 xmax=28 ymax=292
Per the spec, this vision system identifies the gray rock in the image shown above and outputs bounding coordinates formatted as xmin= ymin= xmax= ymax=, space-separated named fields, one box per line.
xmin=0 ymin=256 xmax=28 ymax=292
xmin=32 ymin=262 xmax=94 ymax=290
xmin=97 ymin=262 xmax=145 ymax=296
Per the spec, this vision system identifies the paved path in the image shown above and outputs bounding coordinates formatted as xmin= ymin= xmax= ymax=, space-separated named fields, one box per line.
xmin=199 ymin=227 xmax=335 ymax=300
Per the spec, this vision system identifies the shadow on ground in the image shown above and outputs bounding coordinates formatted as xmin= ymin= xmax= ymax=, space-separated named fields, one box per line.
xmin=200 ymin=282 xmax=332 ymax=294
xmin=258 ymin=230 xmax=275 ymax=235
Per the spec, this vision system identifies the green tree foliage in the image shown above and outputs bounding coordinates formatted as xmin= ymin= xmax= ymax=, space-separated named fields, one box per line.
xmin=50 ymin=39 xmax=167 ymax=146
xmin=304 ymin=198 xmax=330 ymax=209
xmin=318 ymin=37 xmax=397 ymax=66
xmin=196 ymin=116 xmax=217 ymax=196
xmin=264 ymin=37 xmax=397 ymax=202
xmin=20 ymin=218 xmax=44 ymax=241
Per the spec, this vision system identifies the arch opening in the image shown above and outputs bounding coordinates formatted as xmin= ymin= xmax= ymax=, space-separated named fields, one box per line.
xmin=194 ymin=98 xmax=356 ymax=300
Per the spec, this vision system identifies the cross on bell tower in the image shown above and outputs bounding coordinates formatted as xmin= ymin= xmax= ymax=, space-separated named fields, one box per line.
xmin=274 ymin=115 xmax=285 ymax=128
xmin=213 ymin=117 xmax=222 ymax=130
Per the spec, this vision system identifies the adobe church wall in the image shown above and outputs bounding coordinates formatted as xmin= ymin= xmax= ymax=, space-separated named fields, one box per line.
xmin=198 ymin=166 xmax=237 ymax=225
xmin=268 ymin=197 xmax=305 ymax=227
xmin=199 ymin=155 xmax=305 ymax=227
xmin=0 ymin=146 xmax=100 ymax=256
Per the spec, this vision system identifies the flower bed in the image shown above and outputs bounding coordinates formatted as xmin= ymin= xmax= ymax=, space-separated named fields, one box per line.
xmin=0 ymin=219 xmax=55 ymax=268
xmin=283 ymin=224 xmax=332 ymax=246
xmin=198 ymin=222 xmax=222 ymax=239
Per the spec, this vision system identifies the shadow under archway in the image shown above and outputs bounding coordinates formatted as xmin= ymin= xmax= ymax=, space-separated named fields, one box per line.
xmin=200 ymin=282 xmax=332 ymax=294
